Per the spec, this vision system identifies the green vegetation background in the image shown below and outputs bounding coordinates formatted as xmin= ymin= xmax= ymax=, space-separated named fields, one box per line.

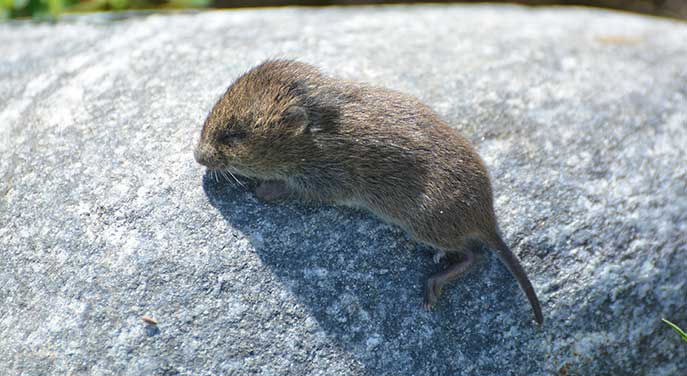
xmin=2 ymin=0 xmax=686 ymax=20
xmin=1 ymin=0 xmax=208 ymax=19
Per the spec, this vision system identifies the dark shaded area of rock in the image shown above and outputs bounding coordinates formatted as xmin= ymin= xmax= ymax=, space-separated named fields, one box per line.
xmin=1 ymin=5 xmax=686 ymax=375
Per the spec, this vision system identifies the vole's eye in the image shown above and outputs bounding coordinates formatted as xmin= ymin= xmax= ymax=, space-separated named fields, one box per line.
xmin=218 ymin=130 xmax=246 ymax=145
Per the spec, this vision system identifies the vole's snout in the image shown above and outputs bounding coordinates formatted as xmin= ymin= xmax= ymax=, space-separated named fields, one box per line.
xmin=193 ymin=147 xmax=205 ymax=165
xmin=194 ymin=144 xmax=217 ymax=168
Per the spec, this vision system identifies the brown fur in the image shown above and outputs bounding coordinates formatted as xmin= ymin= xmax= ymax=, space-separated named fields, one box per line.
xmin=195 ymin=59 xmax=543 ymax=324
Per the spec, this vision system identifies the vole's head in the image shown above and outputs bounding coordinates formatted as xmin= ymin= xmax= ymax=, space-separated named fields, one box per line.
xmin=194 ymin=60 xmax=326 ymax=179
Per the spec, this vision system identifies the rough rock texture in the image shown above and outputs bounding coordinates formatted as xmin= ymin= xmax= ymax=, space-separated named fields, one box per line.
xmin=1 ymin=5 xmax=686 ymax=375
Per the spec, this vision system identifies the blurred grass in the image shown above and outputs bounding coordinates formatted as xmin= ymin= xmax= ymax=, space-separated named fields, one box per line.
xmin=1 ymin=0 xmax=209 ymax=19
xmin=1 ymin=0 xmax=685 ymax=20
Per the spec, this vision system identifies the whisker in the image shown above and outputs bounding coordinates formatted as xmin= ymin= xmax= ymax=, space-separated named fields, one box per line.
xmin=219 ymin=170 xmax=231 ymax=184
xmin=220 ymin=170 xmax=243 ymax=190
xmin=213 ymin=170 xmax=219 ymax=183
xmin=225 ymin=169 xmax=246 ymax=188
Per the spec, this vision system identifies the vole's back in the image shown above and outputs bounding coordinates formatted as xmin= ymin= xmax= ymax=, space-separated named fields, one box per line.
xmin=302 ymin=80 xmax=497 ymax=250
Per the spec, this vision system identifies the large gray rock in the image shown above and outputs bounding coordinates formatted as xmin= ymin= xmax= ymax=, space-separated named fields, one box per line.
xmin=1 ymin=5 xmax=686 ymax=375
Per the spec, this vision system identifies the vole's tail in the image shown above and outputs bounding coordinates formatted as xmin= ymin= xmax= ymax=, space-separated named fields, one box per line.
xmin=482 ymin=233 xmax=543 ymax=325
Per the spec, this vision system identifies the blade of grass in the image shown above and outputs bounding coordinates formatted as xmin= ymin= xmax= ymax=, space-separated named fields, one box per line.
xmin=47 ymin=0 xmax=63 ymax=17
xmin=662 ymin=318 xmax=687 ymax=343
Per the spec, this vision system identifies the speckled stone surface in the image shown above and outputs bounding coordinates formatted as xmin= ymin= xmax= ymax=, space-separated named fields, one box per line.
xmin=1 ymin=5 xmax=686 ymax=375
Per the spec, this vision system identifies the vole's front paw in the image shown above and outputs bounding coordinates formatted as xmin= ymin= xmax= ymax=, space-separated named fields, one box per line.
xmin=432 ymin=250 xmax=446 ymax=264
xmin=255 ymin=180 xmax=290 ymax=202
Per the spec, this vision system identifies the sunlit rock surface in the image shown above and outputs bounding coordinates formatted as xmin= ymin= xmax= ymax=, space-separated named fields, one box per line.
xmin=1 ymin=5 xmax=686 ymax=375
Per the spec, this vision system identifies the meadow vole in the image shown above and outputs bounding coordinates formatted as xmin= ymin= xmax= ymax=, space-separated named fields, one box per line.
xmin=195 ymin=59 xmax=543 ymax=324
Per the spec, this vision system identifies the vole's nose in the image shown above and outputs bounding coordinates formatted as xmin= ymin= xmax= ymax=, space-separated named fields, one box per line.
xmin=194 ymin=146 xmax=209 ymax=166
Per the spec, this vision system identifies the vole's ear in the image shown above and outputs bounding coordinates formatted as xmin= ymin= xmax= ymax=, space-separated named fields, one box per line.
xmin=283 ymin=106 xmax=317 ymax=134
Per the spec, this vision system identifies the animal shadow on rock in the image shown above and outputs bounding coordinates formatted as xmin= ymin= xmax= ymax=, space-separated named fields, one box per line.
xmin=201 ymin=171 xmax=535 ymax=373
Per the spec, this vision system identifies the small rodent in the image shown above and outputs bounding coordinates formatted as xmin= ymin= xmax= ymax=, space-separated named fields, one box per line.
xmin=195 ymin=60 xmax=543 ymax=324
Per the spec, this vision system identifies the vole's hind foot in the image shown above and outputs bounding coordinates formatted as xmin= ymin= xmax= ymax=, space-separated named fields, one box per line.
xmin=423 ymin=277 xmax=442 ymax=310
xmin=432 ymin=250 xmax=446 ymax=264
xmin=255 ymin=180 xmax=290 ymax=202
xmin=422 ymin=250 xmax=476 ymax=310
